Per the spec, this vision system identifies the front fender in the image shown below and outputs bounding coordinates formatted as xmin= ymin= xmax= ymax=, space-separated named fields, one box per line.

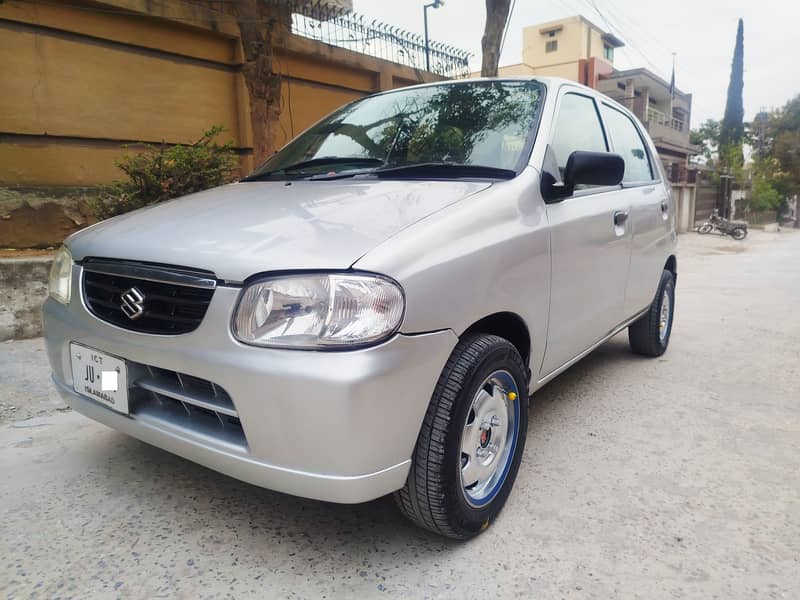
xmin=354 ymin=168 xmax=551 ymax=384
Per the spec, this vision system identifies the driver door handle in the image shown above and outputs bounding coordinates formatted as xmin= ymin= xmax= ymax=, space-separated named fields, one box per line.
xmin=614 ymin=210 xmax=629 ymax=226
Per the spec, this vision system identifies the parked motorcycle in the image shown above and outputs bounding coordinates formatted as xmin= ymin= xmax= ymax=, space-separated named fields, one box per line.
xmin=697 ymin=209 xmax=748 ymax=240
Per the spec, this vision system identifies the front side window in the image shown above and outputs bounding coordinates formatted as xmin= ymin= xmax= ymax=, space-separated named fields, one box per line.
xmin=600 ymin=104 xmax=654 ymax=183
xmin=249 ymin=80 xmax=545 ymax=179
xmin=549 ymin=93 xmax=608 ymax=179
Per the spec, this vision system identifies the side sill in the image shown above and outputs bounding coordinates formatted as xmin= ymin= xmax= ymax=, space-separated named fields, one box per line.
xmin=533 ymin=307 xmax=649 ymax=390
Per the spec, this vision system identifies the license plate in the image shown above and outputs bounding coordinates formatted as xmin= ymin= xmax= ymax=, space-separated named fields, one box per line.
xmin=70 ymin=342 xmax=129 ymax=414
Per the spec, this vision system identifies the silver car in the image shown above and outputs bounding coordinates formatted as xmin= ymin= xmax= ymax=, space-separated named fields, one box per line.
xmin=43 ymin=77 xmax=676 ymax=539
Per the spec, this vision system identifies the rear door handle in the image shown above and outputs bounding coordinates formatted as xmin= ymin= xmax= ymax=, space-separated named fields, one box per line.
xmin=614 ymin=210 xmax=629 ymax=226
xmin=661 ymin=200 xmax=669 ymax=213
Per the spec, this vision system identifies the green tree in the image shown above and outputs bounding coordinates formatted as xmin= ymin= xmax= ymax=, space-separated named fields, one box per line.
xmin=768 ymin=95 xmax=800 ymax=226
xmin=720 ymin=18 xmax=745 ymax=147
xmin=769 ymin=96 xmax=800 ymax=183
xmin=749 ymin=175 xmax=782 ymax=213
xmin=719 ymin=19 xmax=745 ymax=166
xmin=690 ymin=118 xmax=720 ymax=164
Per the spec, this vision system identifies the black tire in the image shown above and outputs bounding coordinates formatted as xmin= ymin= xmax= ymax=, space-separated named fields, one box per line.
xmin=731 ymin=227 xmax=747 ymax=240
xmin=628 ymin=269 xmax=675 ymax=357
xmin=395 ymin=334 xmax=528 ymax=539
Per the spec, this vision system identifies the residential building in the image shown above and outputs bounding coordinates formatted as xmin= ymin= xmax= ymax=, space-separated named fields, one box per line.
xmin=596 ymin=68 xmax=696 ymax=180
xmin=496 ymin=15 xmax=624 ymax=88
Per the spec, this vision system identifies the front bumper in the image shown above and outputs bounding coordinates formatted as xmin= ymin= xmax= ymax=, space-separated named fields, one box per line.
xmin=43 ymin=266 xmax=457 ymax=503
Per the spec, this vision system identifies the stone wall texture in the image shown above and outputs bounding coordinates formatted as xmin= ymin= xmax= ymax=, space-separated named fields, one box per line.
xmin=0 ymin=257 xmax=52 ymax=341
xmin=0 ymin=187 xmax=97 ymax=249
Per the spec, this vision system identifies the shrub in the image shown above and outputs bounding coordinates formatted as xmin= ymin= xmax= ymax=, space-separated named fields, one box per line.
xmin=93 ymin=126 xmax=238 ymax=219
xmin=749 ymin=176 xmax=782 ymax=213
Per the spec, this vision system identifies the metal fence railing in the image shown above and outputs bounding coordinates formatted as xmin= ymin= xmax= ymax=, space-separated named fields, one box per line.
xmin=281 ymin=2 xmax=471 ymax=79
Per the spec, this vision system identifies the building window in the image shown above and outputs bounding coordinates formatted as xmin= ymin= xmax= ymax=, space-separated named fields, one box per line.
xmin=603 ymin=44 xmax=614 ymax=61
xmin=546 ymin=40 xmax=558 ymax=53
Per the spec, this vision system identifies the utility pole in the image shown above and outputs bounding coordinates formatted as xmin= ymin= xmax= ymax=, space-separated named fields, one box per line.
xmin=423 ymin=0 xmax=444 ymax=72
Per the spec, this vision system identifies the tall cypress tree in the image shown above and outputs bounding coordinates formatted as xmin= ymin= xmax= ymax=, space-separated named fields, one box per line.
xmin=719 ymin=19 xmax=745 ymax=151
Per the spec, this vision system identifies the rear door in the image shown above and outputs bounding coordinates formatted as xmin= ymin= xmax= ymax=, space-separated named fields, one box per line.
xmin=540 ymin=90 xmax=632 ymax=377
xmin=598 ymin=102 xmax=671 ymax=317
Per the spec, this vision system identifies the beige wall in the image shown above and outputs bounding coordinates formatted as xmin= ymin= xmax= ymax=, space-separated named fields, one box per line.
xmin=529 ymin=62 xmax=581 ymax=81
xmin=523 ymin=16 xmax=584 ymax=69
xmin=0 ymin=0 xmax=246 ymax=185
xmin=0 ymin=0 xmax=442 ymax=186
xmin=519 ymin=15 xmax=613 ymax=83
xmin=587 ymin=27 xmax=612 ymax=67
xmin=496 ymin=63 xmax=536 ymax=77
xmin=0 ymin=28 xmax=242 ymax=145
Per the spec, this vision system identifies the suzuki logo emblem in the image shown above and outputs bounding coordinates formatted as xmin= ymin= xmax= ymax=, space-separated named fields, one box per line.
xmin=120 ymin=287 xmax=145 ymax=320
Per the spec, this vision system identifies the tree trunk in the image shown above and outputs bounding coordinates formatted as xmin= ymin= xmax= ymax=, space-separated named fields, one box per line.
xmin=480 ymin=0 xmax=511 ymax=77
xmin=235 ymin=0 xmax=291 ymax=163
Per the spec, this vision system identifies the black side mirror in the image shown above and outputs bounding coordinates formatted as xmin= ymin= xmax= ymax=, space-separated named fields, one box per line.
xmin=541 ymin=148 xmax=625 ymax=203
xmin=564 ymin=151 xmax=625 ymax=188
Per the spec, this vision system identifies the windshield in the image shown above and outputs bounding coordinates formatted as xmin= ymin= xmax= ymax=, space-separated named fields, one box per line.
xmin=248 ymin=80 xmax=545 ymax=179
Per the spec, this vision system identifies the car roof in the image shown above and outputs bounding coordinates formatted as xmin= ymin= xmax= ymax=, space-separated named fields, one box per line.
xmin=372 ymin=76 xmax=609 ymax=104
xmin=380 ymin=75 xmax=587 ymax=91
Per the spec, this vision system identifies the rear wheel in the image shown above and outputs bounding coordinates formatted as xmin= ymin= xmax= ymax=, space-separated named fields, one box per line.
xmin=731 ymin=227 xmax=747 ymax=240
xmin=629 ymin=269 xmax=675 ymax=357
xmin=395 ymin=334 xmax=528 ymax=539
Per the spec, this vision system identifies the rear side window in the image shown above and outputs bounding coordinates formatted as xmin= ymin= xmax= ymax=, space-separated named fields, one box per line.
xmin=600 ymin=104 xmax=654 ymax=183
xmin=550 ymin=93 xmax=608 ymax=179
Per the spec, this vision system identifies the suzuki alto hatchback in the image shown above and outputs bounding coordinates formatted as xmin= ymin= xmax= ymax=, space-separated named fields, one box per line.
xmin=44 ymin=77 xmax=676 ymax=539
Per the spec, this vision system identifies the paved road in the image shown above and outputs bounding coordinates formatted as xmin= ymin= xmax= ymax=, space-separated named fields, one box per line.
xmin=2 ymin=230 xmax=798 ymax=599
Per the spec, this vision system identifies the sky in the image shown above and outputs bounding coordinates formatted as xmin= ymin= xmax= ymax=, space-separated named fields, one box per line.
xmin=353 ymin=0 xmax=799 ymax=129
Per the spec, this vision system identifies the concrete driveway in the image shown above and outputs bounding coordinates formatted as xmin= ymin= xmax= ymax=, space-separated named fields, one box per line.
xmin=2 ymin=230 xmax=798 ymax=599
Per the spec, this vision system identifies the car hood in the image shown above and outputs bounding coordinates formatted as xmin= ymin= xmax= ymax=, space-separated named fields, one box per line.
xmin=67 ymin=179 xmax=491 ymax=282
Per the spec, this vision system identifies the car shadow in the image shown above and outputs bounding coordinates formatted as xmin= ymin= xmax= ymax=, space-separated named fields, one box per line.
xmin=89 ymin=334 xmax=638 ymax=558
xmin=529 ymin=333 xmax=639 ymax=410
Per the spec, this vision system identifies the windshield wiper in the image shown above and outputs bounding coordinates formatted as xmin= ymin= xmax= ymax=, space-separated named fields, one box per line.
xmin=241 ymin=157 xmax=384 ymax=181
xmin=364 ymin=162 xmax=516 ymax=180
xmin=310 ymin=162 xmax=517 ymax=181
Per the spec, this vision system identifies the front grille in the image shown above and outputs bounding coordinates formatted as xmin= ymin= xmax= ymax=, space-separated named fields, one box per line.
xmin=128 ymin=362 xmax=246 ymax=449
xmin=82 ymin=260 xmax=216 ymax=335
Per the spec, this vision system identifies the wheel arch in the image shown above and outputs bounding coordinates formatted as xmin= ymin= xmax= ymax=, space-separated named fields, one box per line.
xmin=461 ymin=312 xmax=532 ymax=378
xmin=665 ymin=255 xmax=677 ymax=281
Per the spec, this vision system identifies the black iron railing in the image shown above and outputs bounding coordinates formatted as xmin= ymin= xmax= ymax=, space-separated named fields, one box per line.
xmin=280 ymin=1 xmax=471 ymax=78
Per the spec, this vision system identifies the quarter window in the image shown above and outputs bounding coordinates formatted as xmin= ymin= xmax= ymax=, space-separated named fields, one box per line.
xmin=600 ymin=104 xmax=654 ymax=182
xmin=550 ymin=93 xmax=608 ymax=179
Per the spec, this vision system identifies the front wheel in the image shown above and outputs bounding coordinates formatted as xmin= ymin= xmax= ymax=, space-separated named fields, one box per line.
xmin=698 ymin=223 xmax=713 ymax=234
xmin=395 ymin=334 xmax=528 ymax=539
xmin=629 ymin=269 xmax=675 ymax=357
xmin=731 ymin=227 xmax=747 ymax=240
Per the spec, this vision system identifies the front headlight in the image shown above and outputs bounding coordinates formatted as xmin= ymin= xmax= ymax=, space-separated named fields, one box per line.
xmin=232 ymin=273 xmax=404 ymax=349
xmin=48 ymin=246 xmax=73 ymax=304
